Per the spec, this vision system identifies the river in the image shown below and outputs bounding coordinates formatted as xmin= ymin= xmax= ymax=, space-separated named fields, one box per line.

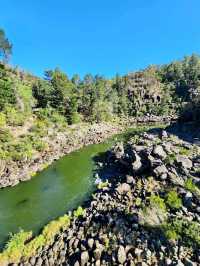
xmin=0 ymin=125 xmax=159 ymax=248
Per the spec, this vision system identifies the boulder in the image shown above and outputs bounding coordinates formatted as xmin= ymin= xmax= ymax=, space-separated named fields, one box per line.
xmin=132 ymin=152 xmax=142 ymax=173
xmin=81 ymin=251 xmax=89 ymax=266
xmin=153 ymin=145 xmax=167 ymax=159
xmin=87 ymin=238 xmax=94 ymax=249
xmin=117 ymin=245 xmax=126 ymax=264
xmin=176 ymin=155 xmax=193 ymax=169
xmin=116 ymin=183 xmax=131 ymax=195
xmin=126 ymin=175 xmax=135 ymax=184
xmin=153 ymin=165 xmax=168 ymax=177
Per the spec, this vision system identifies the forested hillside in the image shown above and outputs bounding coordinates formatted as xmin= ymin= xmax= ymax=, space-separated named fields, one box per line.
xmin=0 ymin=28 xmax=200 ymax=183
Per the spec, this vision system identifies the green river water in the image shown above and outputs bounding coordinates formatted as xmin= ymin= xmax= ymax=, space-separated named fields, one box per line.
xmin=0 ymin=126 xmax=157 ymax=248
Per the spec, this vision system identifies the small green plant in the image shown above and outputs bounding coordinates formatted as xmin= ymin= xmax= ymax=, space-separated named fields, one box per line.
xmin=4 ymin=105 xmax=26 ymax=126
xmin=135 ymin=197 xmax=142 ymax=206
xmin=97 ymin=180 xmax=109 ymax=189
xmin=0 ymin=214 xmax=71 ymax=264
xmin=166 ymin=191 xmax=182 ymax=209
xmin=42 ymin=214 xmax=70 ymax=244
xmin=150 ymin=194 xmax=166 ymax=211
xmin=73 ymin=206 xmax=86 ymax=218
xmin=165 ymin=153 xmax=176 ymax=165
xmin=185 ymin=178 xmax=200 ymax=196
xmin=0 ymin=113 xmax=6 ymax=128
xmin=163 ymin=218 xmax=200 ymax=246
xmin=179 ymin=147 xmax=190 ymax=156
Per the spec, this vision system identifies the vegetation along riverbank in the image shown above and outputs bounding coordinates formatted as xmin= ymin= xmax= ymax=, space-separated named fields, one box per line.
xmin=0 ymin=28 xmax=200 ymax=265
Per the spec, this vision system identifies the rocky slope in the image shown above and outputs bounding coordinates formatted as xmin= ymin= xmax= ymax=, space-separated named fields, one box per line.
xmin=0 ymin=122 xmax=124 ymax=188
xmin=15 ymin=128 xmax=200 ymax=266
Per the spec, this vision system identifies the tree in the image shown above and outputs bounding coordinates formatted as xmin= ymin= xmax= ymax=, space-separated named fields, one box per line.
xmin=45 ymin=68 xmax=73 ymax=113
xmin=32 ymin=80 xmax=52 ymax=108
xmin=0 ymin=29 xmax=12 ymax=61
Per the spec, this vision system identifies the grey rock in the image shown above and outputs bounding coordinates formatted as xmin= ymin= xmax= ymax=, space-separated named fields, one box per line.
xmin=153 ymin=145 xmax=167 ymax=159
xmin=81 ymin=251 xmax=89 ymax=266
xmin=153 ymin=164 xmax=168 ymax=177
xmin=184 ymin=258 xmax=196 ymax=266
xmin=116 ymin=183 xmax=131 ymax=195
xmin=176 ymin=155 xmax=193 ymax=169
xmin=93 ymin=248 xmax=102 ymax=260
xmin=87 ymin=238 xmax=94 ymax=249
xmin=126 ymin=175 xmax=135 ymax=184
xmin=160 ymin=130 xmax=168 ymax=139
xmin=132 ymin=151 xmax=142 ymax=172
xmin=117 ymin=245 xmax=126 ymax=264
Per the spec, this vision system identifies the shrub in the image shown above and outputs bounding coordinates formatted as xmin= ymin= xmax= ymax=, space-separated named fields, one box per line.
xmin=164 ymin=218 xmax=200 ymax=246
xmin=166 ymin=191 xmax=182 ymax=209
xmin=23 ymin=235 xmax=45 ymax=259
xmin=185 ymin=178 xmax=200 ymax=196
xmin=165 ymin=153 xmax=176 ymax=165
xmin=0 ymin=113 xmax=6 ymax=128
xmin=11 ymin=141 xmax=34 ymax=161
xmin=150 ymin=194 xmax=166 ymax=211
xmin=0 ymin=214 xmax=71 ymax=264
xmin=73 ymin=206 xmax=86 ymax=218
xmin=0 ymin=230 xmax=32 ymax=264
xmin=0 ymin=129 xmax=13 ymax=143
xmin=4 ymin=105 xmax=26 ymax=126
xmin=42 ymin=215 xmax=70 ymax=244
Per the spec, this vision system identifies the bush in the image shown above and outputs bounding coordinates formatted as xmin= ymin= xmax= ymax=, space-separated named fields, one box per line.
xmin=0 ymin=214 xmax=71 ymax=264
xmin=166 ymin=191 xmax=182 ymax=209
xmin=164 ymin=218 xmax=200 ymax=246
xmin=0 ymin=129 xmax=13 ymax=143
xmin=150 ymin=194 xmax=166 ymax=211
xmin=73 ymin=206 xmax=86 ymax=218
xmin=10 ymin=141 xmax=34 ymax=161
xmin=185 ymin=178 xmax=200 ymax=196
xmin=0 ymin=113 xmax=6 ymax=128
xmin=4 ymin=105 xmax=26 ymax=126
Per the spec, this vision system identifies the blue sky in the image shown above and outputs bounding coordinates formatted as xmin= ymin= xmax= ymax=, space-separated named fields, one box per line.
xmin=1 ymin=0 xmax=200 ymax=78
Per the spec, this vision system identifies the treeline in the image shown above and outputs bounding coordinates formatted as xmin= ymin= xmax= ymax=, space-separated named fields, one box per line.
xmin=0 ymin=28 xmax=200 ymax=127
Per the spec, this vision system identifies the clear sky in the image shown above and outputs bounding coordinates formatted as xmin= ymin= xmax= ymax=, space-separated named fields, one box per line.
xmin=1 ymin=0 xmax=200 ymax=78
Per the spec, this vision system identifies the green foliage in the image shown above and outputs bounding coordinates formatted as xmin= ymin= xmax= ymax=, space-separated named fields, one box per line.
xmin=0 ymin=29 xmax=12 ymax=61
xmin=166 ymin=191 xmax=182 ymax=209
xmin=150 ymin=194 xmax=166 ymax=211
xmin=42 ymin=215 xmax=70 ymax=244
xmin=164 ymin=218 xmax=200 ymax=246
xmin=0 ymin=128 xmax=13 ymax=143
xmin=32 ymin=80 xmax=52 ymax=108
xmin=0 ymin=65 xmax=16 ymax=110
xmin=11 ymin=140 xmax=34 ymax=161
xmin=73 ymin=206 xmax=86 ymax=218
xmin=3 ymin=105 xmax=26 ymax=126
xmin=0 ymin=113 xmax=6 ymax=128
xmin=165 ymin=153 xmax=176 ymax=165
xmin=0 ymin=214 xmax=71 ymax=264
xmin=0 ymin=230 xmax=32 ymax=264
xmin=185 ymin=178 xmax=199 ymax=193
xmin=97 ymin=180 xmax=109 ymax=189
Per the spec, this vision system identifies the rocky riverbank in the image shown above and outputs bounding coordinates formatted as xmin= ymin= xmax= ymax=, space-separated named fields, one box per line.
xmin=12 ymin=127 xmax=200 ymax=266
xmin=0 ymin=115 xmax=175 ymax=189
xmin=0 ymin=122 xmax=125 ymax=188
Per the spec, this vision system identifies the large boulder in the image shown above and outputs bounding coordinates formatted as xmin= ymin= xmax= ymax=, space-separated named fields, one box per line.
xmin=81 ymin=251 xmax=89 ymax=266
xmin=153 ymin=145 xmax=167 ymax=160
xmin=117 ymin=245 xmax=127 ymax=264
xmin=176 ymin=155 xmax=193 ymax=169
xmin=116 ymin=183 xmax=131 ymax=195
xmin=153 ymin=165 xmax=168 ymax=177
xmin=132 ymin=151 xmax=142 ymax=173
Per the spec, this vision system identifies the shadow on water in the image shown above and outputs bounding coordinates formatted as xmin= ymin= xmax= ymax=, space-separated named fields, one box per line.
xmin=16 ymin=199 xmax=29 ymax=206
xmin=167 ymin=121 xmax=200 ymax=145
